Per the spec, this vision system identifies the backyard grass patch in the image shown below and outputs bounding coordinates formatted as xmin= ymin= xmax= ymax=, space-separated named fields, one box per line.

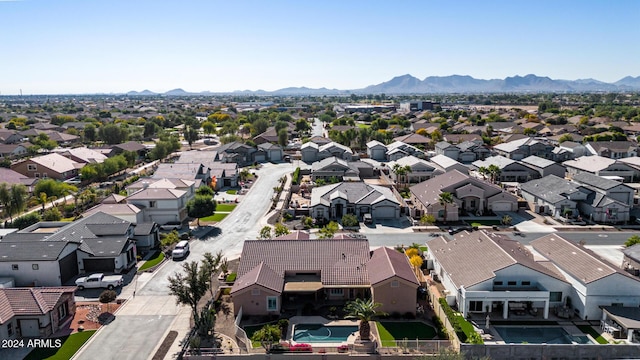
xmin=243 ymin=323 xmax=277 ymax=348
xmin=577 ymin=325 xmax=609 ymax=344
xmin=200 ymin=213 xmax=229 ymax=222
xmin=216 ymin=204 xmax=237 ymax=212
xmin=138 ymin=251 xmax=164 ymax=271
xmin=225 ymin=273 xmax=237 ymax=282
xmin=419 ymin=246 xmax=428 ymax=253
xmin=376 ymin=321 xmax=437 ymax=346
xmin=25 ymin=330 xmax=96 ymax=360
xmin=225 ymin=189 xmax=238 ymax=195
xmin=357 ymin=123 xmax=371 ymax=129
xmin=469 ymin=219 xmax=502 ymax=226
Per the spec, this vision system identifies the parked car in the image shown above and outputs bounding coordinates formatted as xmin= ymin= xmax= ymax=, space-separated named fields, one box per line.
xmin=161 ymin=221 xmax=183 ymax=231
xmin=172 ymin=240 xmax=190 ymax=260
xmin=75 ymin=273 xmax=124 ymax=290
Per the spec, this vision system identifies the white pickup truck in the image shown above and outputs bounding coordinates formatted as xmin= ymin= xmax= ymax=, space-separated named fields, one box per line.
xmin=75 ymin=273 xmax=124 ymax=290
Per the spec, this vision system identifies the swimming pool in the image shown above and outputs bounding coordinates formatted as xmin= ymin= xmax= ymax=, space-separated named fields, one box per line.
xmin=293 ymin=324 xmax=359 ymax=343
xmin=495 ymin=326 xmax=592 ymax=344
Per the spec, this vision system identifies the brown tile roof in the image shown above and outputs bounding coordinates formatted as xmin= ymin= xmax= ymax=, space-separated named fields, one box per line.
xmin=427 ymin=231 xmax=565 ymax=288
xmin=274 ymin=231 xmax=310 ymax=240
xmin=368 ymin=247 xmax=419 ymax=286
xmin=235 ymin=239 xmax=371 ymax=288
xmin=0 ymin=287 xmax=76 ymax=324
xmin=231 ymin=262 xmax=284 ymax=294
xmin=393 ymin=133 xmax=431 ymax=144
xmin=531 ymin=234 xmax=638 ymax=284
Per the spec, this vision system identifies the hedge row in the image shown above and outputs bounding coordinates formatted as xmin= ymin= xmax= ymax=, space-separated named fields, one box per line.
xmin=438 ymin=298 xmax=482 ymax=344
xmin=292 ymin=167 xmax=301 ymax=185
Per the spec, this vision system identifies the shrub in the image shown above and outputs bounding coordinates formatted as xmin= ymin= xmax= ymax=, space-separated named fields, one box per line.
xmin=43 ymin=207 xmax=62 ymax=221
xmin=8 ymin=212 xmax=41 ymax=229
xmin=292 ymin=167 xmax=301 ymax=185
xmin=432 ymin=315 xmax=448 ymax=339
xmin=225 ymin=273 xmax=237 ymax=282
xmin=341 ymin=214 xmax=359 ymax=227
xmin=438 ymin=298 xmax=482 ymax=344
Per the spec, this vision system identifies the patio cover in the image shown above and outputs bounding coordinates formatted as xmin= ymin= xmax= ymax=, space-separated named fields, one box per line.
xmin=602 ymin=306 xmax=640 ymax=330
xmin=283 ymin=281 xmax=323 ymax=292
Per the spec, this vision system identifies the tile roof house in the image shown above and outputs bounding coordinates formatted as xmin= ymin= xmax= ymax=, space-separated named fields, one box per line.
xmin=152 ymin=163 xmax=210 ymax=187
xmin=472 ymin=155 xmax=538 ymax=183
xmin=410 ymin=170 xmax=517 ymax=221
xmin=231 ymin=239 xmax=419 ymax=316
xmin=393 ymin=133 xmax=431 ymax=146
xmin=385 ymin=141 xmax=426 ymax=161
xmin=311 ymin=157 xmax=361 ymax=182
xmin=0 ymin=168 xmax=38 ymax=192
xmin=493 ymin=137 xmax=554 ymax=160
xmin=622 ymin=244 xmax=640 ymax=274
xmin=109 ymin=141 xmax=148 ymax=157
xmin=0 ymin=129 xmax=25 ymax=144
xmin=0 ymin=143 xmax=28 ymax=159
xmin=519 ymin=155 xmax=566 ymax=178
xmin=176 ymin=150 xmax=238 ymax=188
xmin=387 ymin=155 xmax=442 ymax=184
xmin=563 ymin=156 xmax=635 ymax=182
xmin=310 ymin=182 xmax=400 ymax=222
xmin=428 ymin=154 xmax=469 ymax=174
xmin=126 ymin=188 xmax=188 ymax=226
xmin=57 ymin=147 xmax=108 ymax=164
xmin=366 ymin=140 xmax=387 ymax=161
xmin=0 ymin=287 xmax=77 ymax=339
xmin=426 ymin=230 xmax=570 ymax=319
xmin=585 ymin=141 xmax=637 ymax=159
xmin=11 ymin=153 xmax=82 ymax=181
xmin=0 ymin=212 xmax=137 ymax=286
xmin=531 ymin=234 xmax=640 ymax=320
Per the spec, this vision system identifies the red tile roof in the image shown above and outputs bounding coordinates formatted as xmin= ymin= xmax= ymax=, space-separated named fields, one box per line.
xmin=368 ymin=247 xmax=420 ymax=286
xmin=0 ymin=287 xmax=76 ymax=324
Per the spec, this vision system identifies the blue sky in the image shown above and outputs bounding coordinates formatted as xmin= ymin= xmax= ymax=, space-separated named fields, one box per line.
xmin=0 ymin=0 xmax=638 ymax=94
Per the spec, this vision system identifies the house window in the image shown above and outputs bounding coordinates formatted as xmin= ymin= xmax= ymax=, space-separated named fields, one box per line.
xmin=32 ymin=264 xmax=39 ymax=270
xmin=329 ymin=289 xmax=344 ymax=296
xmin=42 ymin=173 xmax=48 ymax=178
xmin=149 ymin=201 xmax=157 ymax=208
xmin=549 ymin=292 xmax=562 ymax=302
xmin=7 ymin=323 xmax=13 ymax=336
xmin=266 ymin=296 xmax=278 ymax=311
xmin=493 ymin=281 xmax=503 ymax=286
xmin=11 ymin=264 xmax=18 ymax=271
xmin=521 ymin=281 xmax=530 ymax=286
xmin=251 ymin=288 xmax=260 ymax=296
xmin=469 ymin=301 xmax=483 ymax=312
xmin=58 ymin=302 xmax=68 ymax=319
xmin=35 ymin=173 xmax=40 ymax=178
xmin=507 ymin=281 xmax=516 ymax=286
xmin=27 ymin=164 xmax=37 ymax=171
xmin=391 ymin=280 xmax=399 ymax=288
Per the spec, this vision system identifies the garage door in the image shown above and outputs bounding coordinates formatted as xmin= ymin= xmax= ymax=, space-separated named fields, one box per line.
xmin=59 ymin=251 xmax=78 ymax=285
xmin=373 ymin=205 xmax=397 ymax=219
xmin=492 ymin=202 xmax=513 ymax=212
xmin=83 ymin=258 xmax=115 ymax=273
xmin=20 ymin=319 xmax=40 ymax=337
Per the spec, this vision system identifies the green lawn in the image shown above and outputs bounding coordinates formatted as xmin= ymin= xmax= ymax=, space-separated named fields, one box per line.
xmin=226 ymin=189 xmax=238 ymax=195
xmin=419 ymin=246 xmax=428 ymax=253
xmin=138 ymin=251 xmax=165 ymax=271
xmin=25 ymin=330 xmax=96 ymax=360
xmin=216 ymin=204 xmax=237 ymax=212
xmin=376 ymin=321 xmax=437 ymax=346
xmin=200 ymin=212 xmax=229 ymax=222
xmin=577 ymin=325 xmax=609 ymax=344
xmin=243 ymin=324 xmax=275 ymax=348
xmin=469 ymin=219 xmax=502 ymax=226
xmin=357 ymin=123 xmax=371 ymax=129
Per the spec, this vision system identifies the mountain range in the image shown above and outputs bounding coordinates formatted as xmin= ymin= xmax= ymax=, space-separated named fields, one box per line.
xmin=126 ymin=74 xmax=640 ymax=96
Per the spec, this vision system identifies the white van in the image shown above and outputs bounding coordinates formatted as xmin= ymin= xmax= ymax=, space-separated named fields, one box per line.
xmin=172 ymin=240 xmax=190 ymax=260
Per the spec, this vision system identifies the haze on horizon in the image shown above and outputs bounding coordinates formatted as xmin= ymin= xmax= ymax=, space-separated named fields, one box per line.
xmin=0 ymin=0 xmax=638 ymax=95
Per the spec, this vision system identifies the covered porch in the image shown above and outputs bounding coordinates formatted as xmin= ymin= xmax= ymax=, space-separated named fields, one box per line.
xmin=601 ymin=306 xmax=640 ymax=343
xmin=459 ymin=286 xmax=551 ymax=320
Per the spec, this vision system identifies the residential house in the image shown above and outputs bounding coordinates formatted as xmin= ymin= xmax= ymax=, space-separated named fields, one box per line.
xmin=493 ymin=137 xmax=554 ymax=160
xmin=520 ymin=155 xmax=566 ymax=179
xmin=0 ymin=168 xmax=38 ymax=193
xmin=520 ymin=175 xmax=630 ymax=223
xmin=429 ymin=154 xmax=469 ymax=174
xmin=0 ymin=212 xmax=137 ymax=284
xmin=132 ymin=222 xmax=160 ymax=254
xmin=368 ymin=247 xmax=420 ymax=315
xmin=301 ymin=141 xmax=353 ymax=163
xmin=253 ymin=124 xmax=295 ymax=145
xmin=109 ymin=141 xmax=148 ymax=159
xmin=564 ymin=156 xmax=635 ymax=182
xmin=387 ymin=156 xmax=442 ymax=184
xmin=456 ymin=140 xmax=490 ymax=162
xmin=57 ymin=147 xmax=108 ymax=164
xmin=84 ymin=203 xmax=143 ymax=225
xmin=435 ymin=142 xmax=460 ymax=160
xmin=393 ymin=133 xmax=431 ymax=147
xmin=531 ymin=234 xmax=640 ymax=320
xmin=310 ymin=182 xmax=400 ymax=221
xmin=126 ymin=178 xmax=196 ymax=202
xmin=175 ymin=150 xmax=238 ymax=188
xmin=571 ymin=172 xmax=634 ymax=206
xmin=618 ymin=156 xmax=640 ymax=181
xmin=231 ymin=238 xmax=419 ymax=316
xmin=152 ymin=163 xmax=209 ymax=187
xmin=444 ymin=134 xmax=483 ymax=144
xmin=426 ymin=231 xmax=570 ymax=319
xmin=585 ymin=141 xmax=637 ymax=159
xmin=410 ymin=170 xmax=518 ymax=221
xmin=0 ymin=144 xmax=27 ymax=159
xmin=0 ymin=130 xmax=25 ymax=144
xmin=472 ymin=155 xmax=538 ymax=183
xmin=621 ymin=244 xmax=640 ymax=275
xmin=366 ymin=140 xmax=387 ymax=161
xmin=0 ymin=287 xmax=77 ymax=339
xmin=385 ymin=141 xmax=426 ymax=161
xmin=216 ymin=142 xmax=258 ymax=166
xmin=126 ymin=188 xmax=188 ymax=226
xmin=11 ymin=153 xmax=81 ymax=180
xmin=257 ymin=143 xmax=283 ymax=162
xmin=310 ymin=157 xmax=374 ymax=182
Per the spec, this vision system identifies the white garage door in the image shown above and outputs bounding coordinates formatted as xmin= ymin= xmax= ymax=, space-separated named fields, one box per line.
xmin=373 ymin=205 xmax=397 ymax=219
xmin=492 ymin=202 xmax=513 ymax=212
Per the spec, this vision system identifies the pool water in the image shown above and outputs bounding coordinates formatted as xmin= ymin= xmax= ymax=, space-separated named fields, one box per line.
xmin=293 ymin=324 xmax=359 ymax=343
xmin=495 ymin=326 xmax=592 ymax=344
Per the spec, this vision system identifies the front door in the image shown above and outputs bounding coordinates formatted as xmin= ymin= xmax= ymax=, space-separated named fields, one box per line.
xmin=335 ymin=204 xmax=344 ymax=218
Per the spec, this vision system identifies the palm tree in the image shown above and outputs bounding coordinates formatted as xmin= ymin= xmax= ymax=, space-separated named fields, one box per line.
xmin=477 ymin=166 xmax=488 ymax=180
xmin=392 ymin=164 xmax=412 ymax=189
xmin=438 ymin=192 xmax=454 ymax=224
xmin=344 ymin=298 xmax=387 ymax=341
xmin=487 ymin=164 xmax=501 ymax=184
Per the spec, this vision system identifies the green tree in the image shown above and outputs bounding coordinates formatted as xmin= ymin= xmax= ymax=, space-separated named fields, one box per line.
xmin=202 ymin=121 xmax=216 ymax=136
xmin=168 ymin=261 xmax=210 ymax=318
xmin=487 ymin=164 xmax=501 ymax=183
xmin=278 ymin=128 xmax=288 ymax=147
xmin=251 ymin=323 xmax=281 ymax=350
xmin=392 ymin=164 xmax=412 ymax=189
xmin=251 ymin=119 xmax=269 ymax=137
xmin=344 ymin=298 xmax=387 ymax=341
xmin=84 ymin=123 xmax=96 ymax=142
xmin=43 ymin=207 xmax=62 ymax=221
xmin=438 ymin=192 xmax=454 ymax=223
xmin=318 ymin=221 xmax=339 ymax=239
xmin=99 ymin=289 xmax=117 ymax=314
xmin=523 ymin=127 xmax=537 ymax=136
xmin=143 ymin=121 xmax=159 ymax=139
xmin=99 ymin=124 xmax=128 ymax=144
xmin=558 ymin=134 xmax=574 ymax=143
xmin=187 ymin=195 xmax=216 ymax=226
xmin=625 ymin=235 xmax=640 ymax=247
xmin=274 ymin=222 xmax=290 ymax=237
xmin=501 ymin=214 xmax=512 ymax=226
xmin=184 ymin=126 xmax=199 ymax=149
xmin=420 ymin=214 xmax=436 ymax=226
xmin=259 ymin=226 xmax=272 ymax=239
xmin=341 ymin=214 xmax=359 ymax=227
xmin=295 ymin=119 xmax=311 ymax=133
xmin=202 ymin=251 xmax=223 ymax=298
xmin=6 ymin=184 xmax=27 ymax=223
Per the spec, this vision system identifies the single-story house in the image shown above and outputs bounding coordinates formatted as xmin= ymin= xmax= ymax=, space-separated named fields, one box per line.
xmin=564 ymin=156 xmax=635 ymax=183
xmin=310 ymin=182 xmax=401 ymax=221
xmin=520 ymin=155 xmax=566 ymax=179
xmin=387 ymin=156 xmax=443 ymax=184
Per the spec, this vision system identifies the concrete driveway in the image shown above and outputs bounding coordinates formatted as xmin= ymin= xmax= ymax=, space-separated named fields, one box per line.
xmin=498 ymin=211 xmax=557 ymax=233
